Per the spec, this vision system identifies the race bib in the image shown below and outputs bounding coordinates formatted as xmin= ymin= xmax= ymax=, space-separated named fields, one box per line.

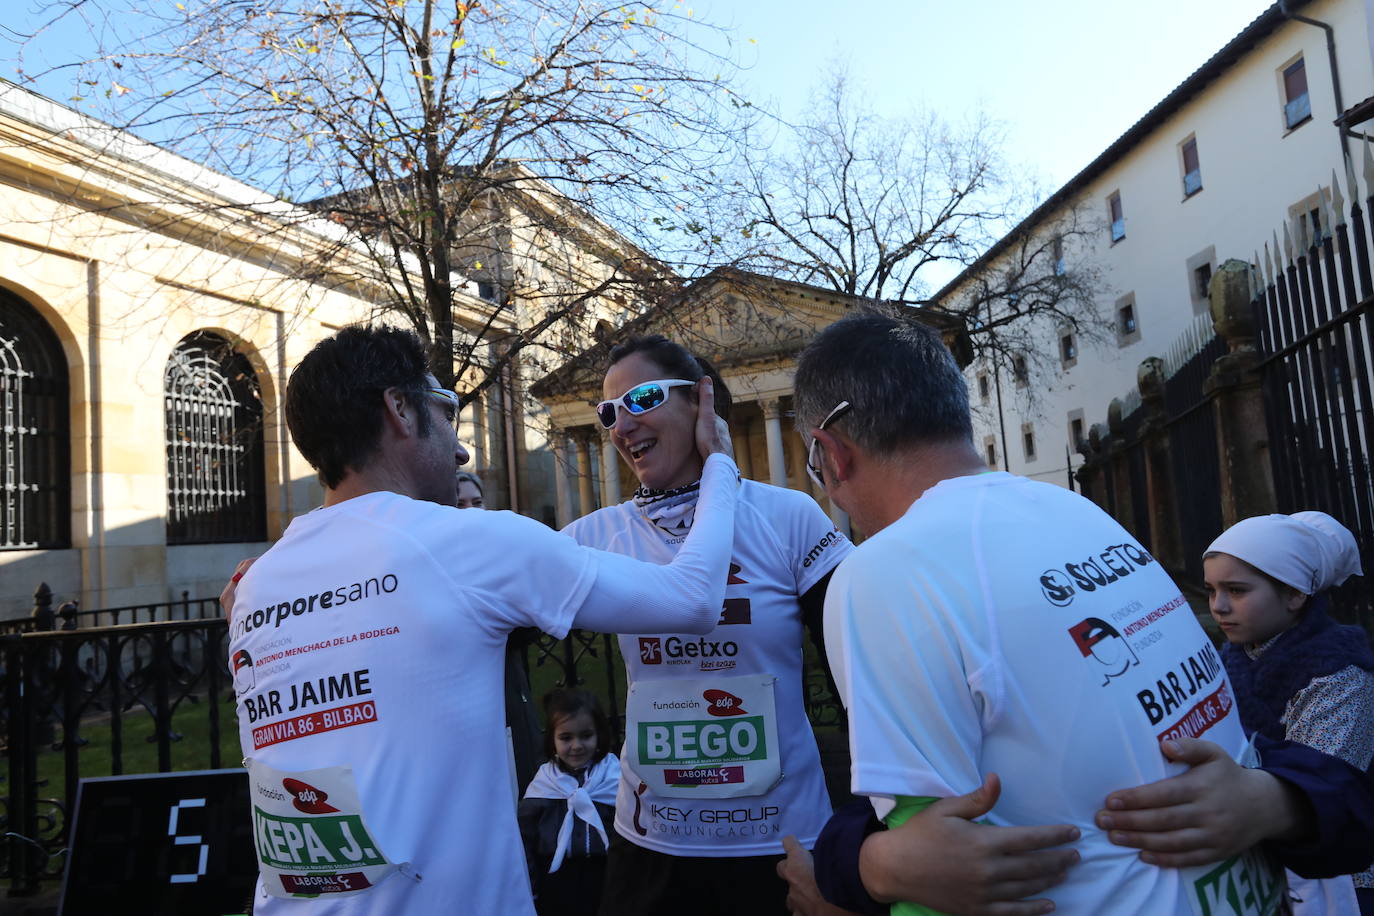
xmin=1183 ymin=846 xmax=1288 ymax=916
xmin=1181 ymin=738 xmax=1287 ymax=916
xmin=623 ymin=674 xmax=781 ymax=799
xmin=247 ymin=758 xmax=414 ymax=899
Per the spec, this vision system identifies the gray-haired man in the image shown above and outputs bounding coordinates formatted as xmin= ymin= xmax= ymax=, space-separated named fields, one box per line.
xmin=782 ymin=312 xmax=1348 ymax=915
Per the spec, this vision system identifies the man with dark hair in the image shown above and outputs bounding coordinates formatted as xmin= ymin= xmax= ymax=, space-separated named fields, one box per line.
xmin=228 ymin=324 xmax=743 ymax=914
xmin=782 ymin=312 xmax=1374 ymax=915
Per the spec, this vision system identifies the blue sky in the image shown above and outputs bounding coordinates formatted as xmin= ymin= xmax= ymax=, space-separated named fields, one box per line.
xmin=704 ymin=0 xmax=1274 ymax=188
xmin=6 ymin=0 xmax=1274 ymax=191
xmin=3 ymin=0 xmax=1275 ymax=262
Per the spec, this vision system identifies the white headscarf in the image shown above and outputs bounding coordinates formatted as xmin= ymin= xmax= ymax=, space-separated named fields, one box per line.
xmin=1205 ymin=510 xmax=1363 ymax=595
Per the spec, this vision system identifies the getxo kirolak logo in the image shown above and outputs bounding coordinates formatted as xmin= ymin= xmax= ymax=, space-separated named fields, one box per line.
xmin=640 ymin=637 xmax=663 ymax=665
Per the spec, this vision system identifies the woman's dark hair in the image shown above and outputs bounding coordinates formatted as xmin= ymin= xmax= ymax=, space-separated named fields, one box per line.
xmin=542 ymin=688 xmax=612 ymax=769
xmin=607 ymin=335 xmax=732 ymax=422
xmin=286 ymin=324 xmax=434 ymax=488
xmin=454 ymin=470 xmax=483 ymax=493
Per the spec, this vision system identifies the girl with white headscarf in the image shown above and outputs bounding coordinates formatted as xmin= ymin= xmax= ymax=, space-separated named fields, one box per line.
xmin=1205 ymin=510 xmax=1374 ymax=915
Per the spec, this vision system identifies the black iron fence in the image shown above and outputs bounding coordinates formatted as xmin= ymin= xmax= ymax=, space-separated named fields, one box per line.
xmin=1 ymin=590 xmax=843 ymax=895
xmin=1078 ymin=317 xmax=1226 ymax=586
xmin=1 ymin=617 xmax=231 ymax=894
xmin=1163 ymin=333 xmax=1227 ymax=586
xmin=1252 ymin=168 xmax=1374 ymax=631
xmin=1079 ymin=160 xmax=1374 ymax=636
xmin=1 ymin=583 xmax=220 ymax=636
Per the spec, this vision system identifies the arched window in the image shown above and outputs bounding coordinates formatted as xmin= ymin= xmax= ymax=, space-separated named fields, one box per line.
xmin=0 ymin=290 xmax=70 ymax=550
xmin=165 ymin=332 xmax=266 ymax=544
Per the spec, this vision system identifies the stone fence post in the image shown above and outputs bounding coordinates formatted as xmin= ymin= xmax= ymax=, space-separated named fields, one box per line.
xmin=1106 ymin=398 xmax=1136 ymax=538
xmin=1204 ymin=259 xmax=1276 ymax=527
xmin=1137 ymin=357 xmax=1184 ymax=573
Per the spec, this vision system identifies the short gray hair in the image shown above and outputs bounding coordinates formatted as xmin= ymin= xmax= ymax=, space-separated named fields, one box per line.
xmin=794 ymin=312 xmax=972 ymax=456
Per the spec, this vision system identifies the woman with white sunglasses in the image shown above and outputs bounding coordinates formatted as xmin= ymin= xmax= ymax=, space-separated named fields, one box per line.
xmin=562 ymin=335 xmax=852 ymax=916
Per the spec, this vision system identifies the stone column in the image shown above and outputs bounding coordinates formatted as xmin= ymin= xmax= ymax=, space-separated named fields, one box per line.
xmin=587 ymin=437 xmax=603 ymax=511
xmin=786 ymin=424 xmax=810 ymax=492
xmin=1106 ymin=398 xmax=1136 ymax=539
xmin=1205 ymin=258 xmax=1276 ymax=526
xmin=552 ymin=432 xmax=573 ymax=529
xmin=1077 ymin=424 xmax=1111 ymax=513
xmin=466 ymin=392 xmax=485 ymax=471
xmin=601 ymin=435 xmax=622 ymax=505
xmin=761 ymin=399 xmax=788 ymax=489
xmin=1138 ymin=357 xmax=1184 ymax=574
xmin=574 ymin=430 xmax=595 ymax=519
xmin=734 ymin=417 xmax=755 ymax=480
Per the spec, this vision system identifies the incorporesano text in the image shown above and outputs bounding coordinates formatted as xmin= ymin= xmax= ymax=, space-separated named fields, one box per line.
xmin=232 ymin=575 xmax=399 ymax=639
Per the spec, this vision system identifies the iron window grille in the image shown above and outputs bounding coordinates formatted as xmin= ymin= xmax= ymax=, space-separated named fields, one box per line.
xmin=164 ymin=333 xmax=266 ymax=545
xmin=0 ymin=291 xmax=70 ymax=550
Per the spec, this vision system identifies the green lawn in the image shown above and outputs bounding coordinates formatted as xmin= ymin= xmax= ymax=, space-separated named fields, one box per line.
xmin=30 ymin=693 xmax=244 ymax=794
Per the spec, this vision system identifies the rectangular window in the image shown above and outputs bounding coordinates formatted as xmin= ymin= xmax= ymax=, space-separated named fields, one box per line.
xmin=1060 ymin=332 xmax=1078 ymax=366
xmin=1012 ymin=354 xmax=1029 ymax=387
xmin=1108 ymin=192 xmax=1125 ymax=242
xmin=1186 ymin=246 xmax=1217 ymax=315
xmin=1283 ymin=58 xmax=1311 ymax=129
xmin=1022 ymin=424 xmax=1037 ymax=462
xmin=1115 ymin=293 xmax=1141 ymax=346
xmin=977 ymin=371 xmax=991 ymax=402
xmin=1053 ymin=237 xmax=1066 ymax=276
xmin=1119 ymin=303 xmax=1136 ymax=335
xmin=1069 ymin=416 xmax=1085 ymax=449
xmin=1181 ymin=137 xmax=1202 ymax=197
xmin=1194 ymin=263 xmax=1213 ymax=301
xmin=1288 ymin=191 xmax=1332 ymax=249
xmin=984 ymin=436 xmax=999 ymax=469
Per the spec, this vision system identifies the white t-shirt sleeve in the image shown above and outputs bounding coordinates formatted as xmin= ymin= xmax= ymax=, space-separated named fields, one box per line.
xmin=458 ymin=510 xmax=599 ymax=640
xmin=571 ymin=453 xmax=740 ymax=636
xmin=780 ymin=489 xmax=853 ymax=595
xmin=826 ymin=545 xmax=985 ymax=801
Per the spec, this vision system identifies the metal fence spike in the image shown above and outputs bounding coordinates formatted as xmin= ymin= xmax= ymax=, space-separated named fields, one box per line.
xmin=1319 ymin=185 xmax=1336 ymax=241
xmin=1331 ymin=171 xmax=1346 ymax=227
xmin=1364 ymin=135 xmax=1374 ymax=194
xmin=1346 ymin=154 xmax=1361 ymax=211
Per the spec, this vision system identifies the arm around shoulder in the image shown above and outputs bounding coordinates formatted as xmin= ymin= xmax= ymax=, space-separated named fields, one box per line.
xmin=570 ymin=453 xmax=740 ymax=636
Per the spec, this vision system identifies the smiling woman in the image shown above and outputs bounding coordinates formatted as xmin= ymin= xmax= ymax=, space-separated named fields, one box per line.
xmin=561 ymin=334 xmax=852 ymax=916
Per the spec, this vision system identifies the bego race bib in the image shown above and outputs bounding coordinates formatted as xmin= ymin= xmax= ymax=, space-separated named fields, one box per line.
xmin=623 ymin=674 xmax=781 ymax=799
xmin=246 ymin=758 xmax=416 ymax=899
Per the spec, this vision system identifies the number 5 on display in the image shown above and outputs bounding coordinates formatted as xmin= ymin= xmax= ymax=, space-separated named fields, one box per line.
xmin=167 ymin=797 xmax=209 ymax=884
